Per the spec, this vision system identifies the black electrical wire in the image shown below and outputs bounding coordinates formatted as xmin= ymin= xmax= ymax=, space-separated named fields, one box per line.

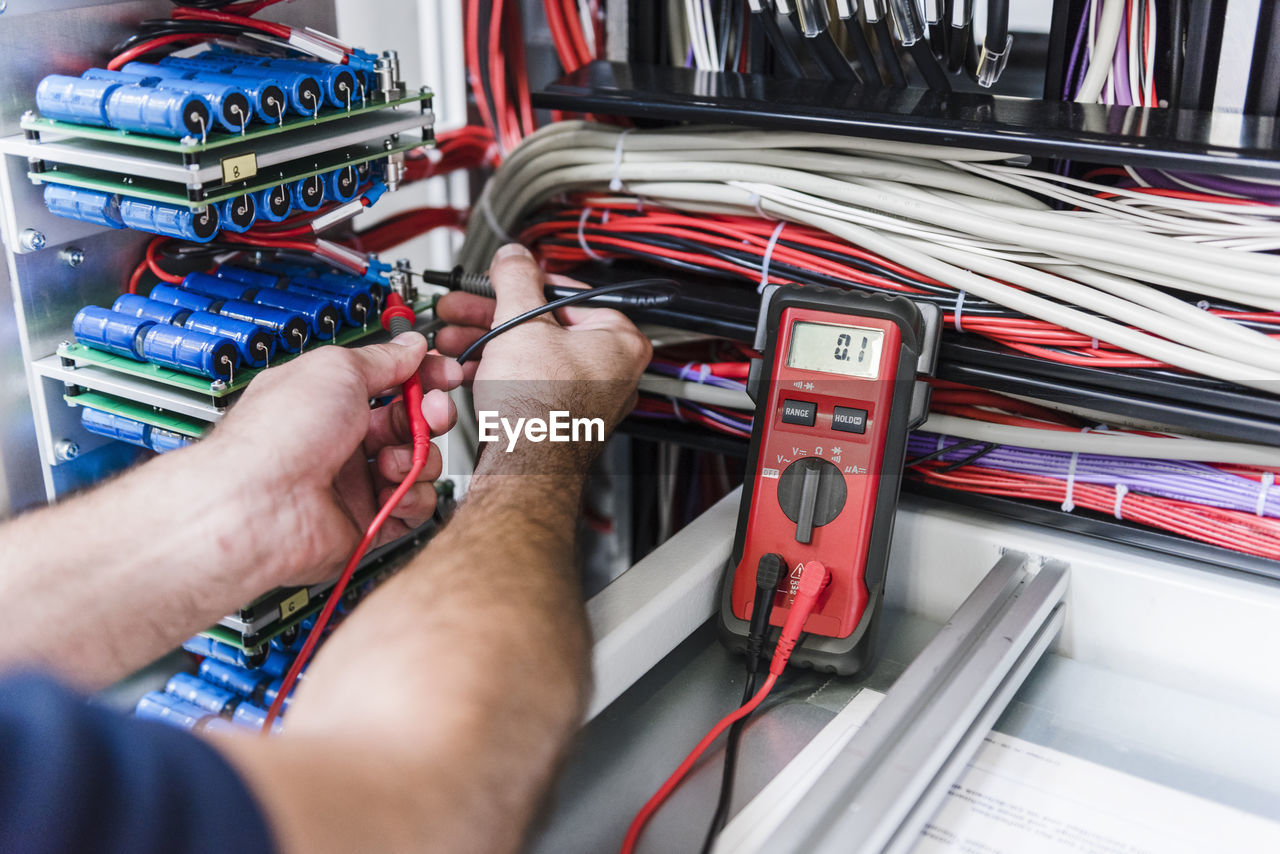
xmin=947 ymin=17 xmax=971 ymax=75
xmin=841 ymin=14 xmax=881 ymax=83
xmin=869 ymin=16 xmax=908 ymax=87
xmin=1246 ymin=0 xmax=1280 ymax=116
xmin=780 ymin=11 xmax=834 ymax=80
xmin=699 ymin=671 xmax=757 ymax=854
xmin=455 ymin=279 xmax=680 ymax=364
xmin=986 ymin=0 xmax=1010 ymax=52
xmin=811 ymin=27 xmax=861 ymax=83
xmin=751 ymin=7 xmax=806 ymax=77
xmin=930 ymin=0 xmax=951 ymax=61
xmin=907 ymin=39 xmax=952 ymax=91
xmin=1179 ymin=0 xmax=1225 ymax=112
xmin=1165 ymin=0 xmax=1185 ymax=109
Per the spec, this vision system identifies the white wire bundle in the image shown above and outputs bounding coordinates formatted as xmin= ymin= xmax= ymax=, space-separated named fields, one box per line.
xmin=458 ymin=122 xmax=1280 ymax=396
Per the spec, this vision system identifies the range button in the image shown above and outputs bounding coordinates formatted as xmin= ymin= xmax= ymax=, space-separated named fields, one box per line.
xmin=780 ymin=399 xmax=817 ymax=427
xmin=832 ymin=406 xmax=868 ymax=434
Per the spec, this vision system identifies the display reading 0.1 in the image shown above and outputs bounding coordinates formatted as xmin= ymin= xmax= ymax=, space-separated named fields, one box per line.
xmin=785 ymin=321 xmax=884 ymax=379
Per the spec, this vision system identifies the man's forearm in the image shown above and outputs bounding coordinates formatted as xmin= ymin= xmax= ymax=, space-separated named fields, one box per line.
xmin=226 ymin=453 xmax=592 ymax=854
xmin=0 ymin=440 xmax=280 ymax=688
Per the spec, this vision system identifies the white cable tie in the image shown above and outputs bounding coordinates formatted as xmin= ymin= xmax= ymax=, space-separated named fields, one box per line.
xmin=634 ymin=196 xmax=646 ymax=213
xmin=749 ymin=193 xmax=776 ymax=221
xmin=577 ymin=207 xmax=608 ymax=263
xmin=479 ymin=192 xmax=514 ymax=244
xmin=671 ymin=398 xmax=686 ymax=422
xmin=758 ymin=221 xmax=787 ymax=292
xmin=1196 ymin=300 xmax=1212 ymax=310
xmin=1091 ymin=337 xmax=1099 ymax=350
xmin=936 ymin=434 xmax=947 ymax=452
xmin=953 ymin=290 xmax=967 ymax=333
xmin=1256 ymin=472 xmax=1275 ymax=517
xmin=1113 ymin=483 xmax=1128 ymax=520
xmin=602 ymin=209 xmax=611 ymax=224
xmin=1062 ymin=427 xmax=1092 ymax=513
xmin=680 ymin=362 xmax=712 ymax=383
xmin=609 ymin=128 xmax=635 ymax=193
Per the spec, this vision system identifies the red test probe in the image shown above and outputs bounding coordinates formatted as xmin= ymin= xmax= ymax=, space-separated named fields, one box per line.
xmin=263 ymin=293 xmax=431 ymax=730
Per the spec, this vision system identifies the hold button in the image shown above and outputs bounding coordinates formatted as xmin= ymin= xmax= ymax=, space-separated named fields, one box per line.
xmin=832 ymin=406 xmax=868 ymax=434
xmin=780 ymin=399 xmax=817 ymax=427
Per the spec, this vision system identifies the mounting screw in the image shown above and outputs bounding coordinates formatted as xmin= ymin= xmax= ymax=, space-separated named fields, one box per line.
xmin=59 ymin=247 xmax=84 ymax=267
xmin=54 ymin=440 xmax=79 ymax=462
xmin=19 ymin=229 xmax=45 ymax=251
xmin=210 ymin=379 xmax=227 ymax=392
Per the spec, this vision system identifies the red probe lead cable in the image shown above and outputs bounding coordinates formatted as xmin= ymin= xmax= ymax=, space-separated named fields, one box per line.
xmin=619 ymin=561 xmax=831 ymax=854
xmin=262 ymin=293 xmax=430 ymax=731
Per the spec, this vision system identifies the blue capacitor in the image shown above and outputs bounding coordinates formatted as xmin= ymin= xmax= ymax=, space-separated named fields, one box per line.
xmin=43 ymin=184 xmax=125 ymax=230
xmin=140 ymin=324 xmax=239 ymax=380
xmin=159 ymin=55 xmax=324 ymax=116
xmin=325 ymin=164 xmax=362 ymax=203
xmin=219 ymin=194 xmax=257 ymax=233
xmin=151 ymin=282 xmax=307 ymax=352
xmin=36 ymin=75 xmax=117 ymax=126
xmin=135 ymin=691 xmax=239 ymax=734
xmin=148 ymin=282 xmax=217 ymax=313
xmin=37 ymin=74 xmax=215 ymax=137
xmin=73 ymin=306 xmax=153 ymax=360
xmin=80 ymin=67 xmax=160 ymax=86
xmin=119 ymin=197 xmax=220 ymax=242
xmin=180 ymin=271 xmax=252 ymax=301
xmin=198 ymin=659 xmax=267 ymax=699
xmin=166 ymin=672 xmax=238 ymax=716
xmin=112 ymin=293 xmax=191 ymax=325
xmin=80 ymin=407 xmax=149 ymax=448
xmin=254 ymin=183 xmax=293 ymax=222
xmin=219 ymin=300 xmax=309 ymax=352
xmin=260 ymin=678 xmax=294 ymax=712
xmin=116 ymin=63 xmax=253 ymax=132
xmin=252 ymin=288 xmax=341 ymax=340
xmin=108 ymin=85 xmax=212 ymax=138
xmin=305 ymin=271 xmax=383 ymax=307
xmin=216 ymin=264 xmax=282 ymax=289
xmin=183 ymin=635 xmax=255 ymax=669
xmin=288 ymin=280 xmax=370 ymax=327
xmin=121 ymin=62 xmax=286 ymax=125
xmin=290 ymin=174 xmax=326 ymax=212
xmin=185 ymin=311 xmax=275 ymax=368
xmin=231 ymin=701 xmax=284 ymax=733
xmin=183 ymin=273 xmax=338 ymax=340
xmin=148 ymin=429 xmax=191 ymax=453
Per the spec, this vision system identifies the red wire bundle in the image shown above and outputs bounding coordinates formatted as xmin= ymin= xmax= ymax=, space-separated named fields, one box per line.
xmin=522 ymin=202 xmax=1280 ymax=372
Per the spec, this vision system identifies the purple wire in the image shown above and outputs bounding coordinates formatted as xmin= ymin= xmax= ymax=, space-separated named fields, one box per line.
xmin=1063 ymin=0 xmax=1093 ymax=99
xmin=1112 ymin=7 xmax=1132 ymax=106
xmin=908 ymin=434 xmax=1279 ymax=518
xmin=685 ymin=400 xmax=751 ymax=432
xmin=647 ymin=361 xmax=748 ymax=391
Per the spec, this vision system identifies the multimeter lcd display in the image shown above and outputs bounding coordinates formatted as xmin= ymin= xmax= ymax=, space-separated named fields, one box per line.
xmin=785 ymin=321 xmax=885 ymax=378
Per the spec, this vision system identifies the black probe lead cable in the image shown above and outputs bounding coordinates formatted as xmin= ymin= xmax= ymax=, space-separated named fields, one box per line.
xmin=699 ymin=553 xmax=784 ymax=854
xmin=452 ymin=278 xmax=680 ymax=365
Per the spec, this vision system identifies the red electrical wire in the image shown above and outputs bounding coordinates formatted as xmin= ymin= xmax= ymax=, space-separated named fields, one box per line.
xmin=465 ymin=0 xmax=501 ymax=149
xmin=263 ymin=294 xmax=431 ymax=731
xmin=561 ymin=0 xmax=594 ymax=66
xmin=353 ymin=207 xmax=467 ymax=253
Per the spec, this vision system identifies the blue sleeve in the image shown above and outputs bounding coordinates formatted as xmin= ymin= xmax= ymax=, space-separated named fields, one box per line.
xmin=0 ymin=673 xmax=277 ymax=854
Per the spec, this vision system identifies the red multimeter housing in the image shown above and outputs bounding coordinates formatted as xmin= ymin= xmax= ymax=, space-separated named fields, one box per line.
xmin=719 ymin=285 xmax=938 ymax=675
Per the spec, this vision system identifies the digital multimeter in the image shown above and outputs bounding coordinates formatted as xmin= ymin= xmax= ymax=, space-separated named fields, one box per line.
xmin=719 ymin=285 xmax=940 ymax=674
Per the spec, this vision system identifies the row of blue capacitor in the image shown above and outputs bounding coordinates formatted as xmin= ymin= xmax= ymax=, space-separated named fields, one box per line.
xmin=42 ymin=163 xmax=366 ymax=242
xmin=135 ymin=633 xmax=308 ymax=735
xmin=72 ymin=264 xmax=383 ymax=379
xmin=79 ymin=407 xmax=193 ymax=454
xmin=36 ymin=51 xmax=372 ymax=138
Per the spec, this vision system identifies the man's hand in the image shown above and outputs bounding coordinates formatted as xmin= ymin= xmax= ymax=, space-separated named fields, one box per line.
xmin=210 ymin=333 xmax=462 ymax=589
xmin=435 ymin=244 xmax=651 ymax=469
